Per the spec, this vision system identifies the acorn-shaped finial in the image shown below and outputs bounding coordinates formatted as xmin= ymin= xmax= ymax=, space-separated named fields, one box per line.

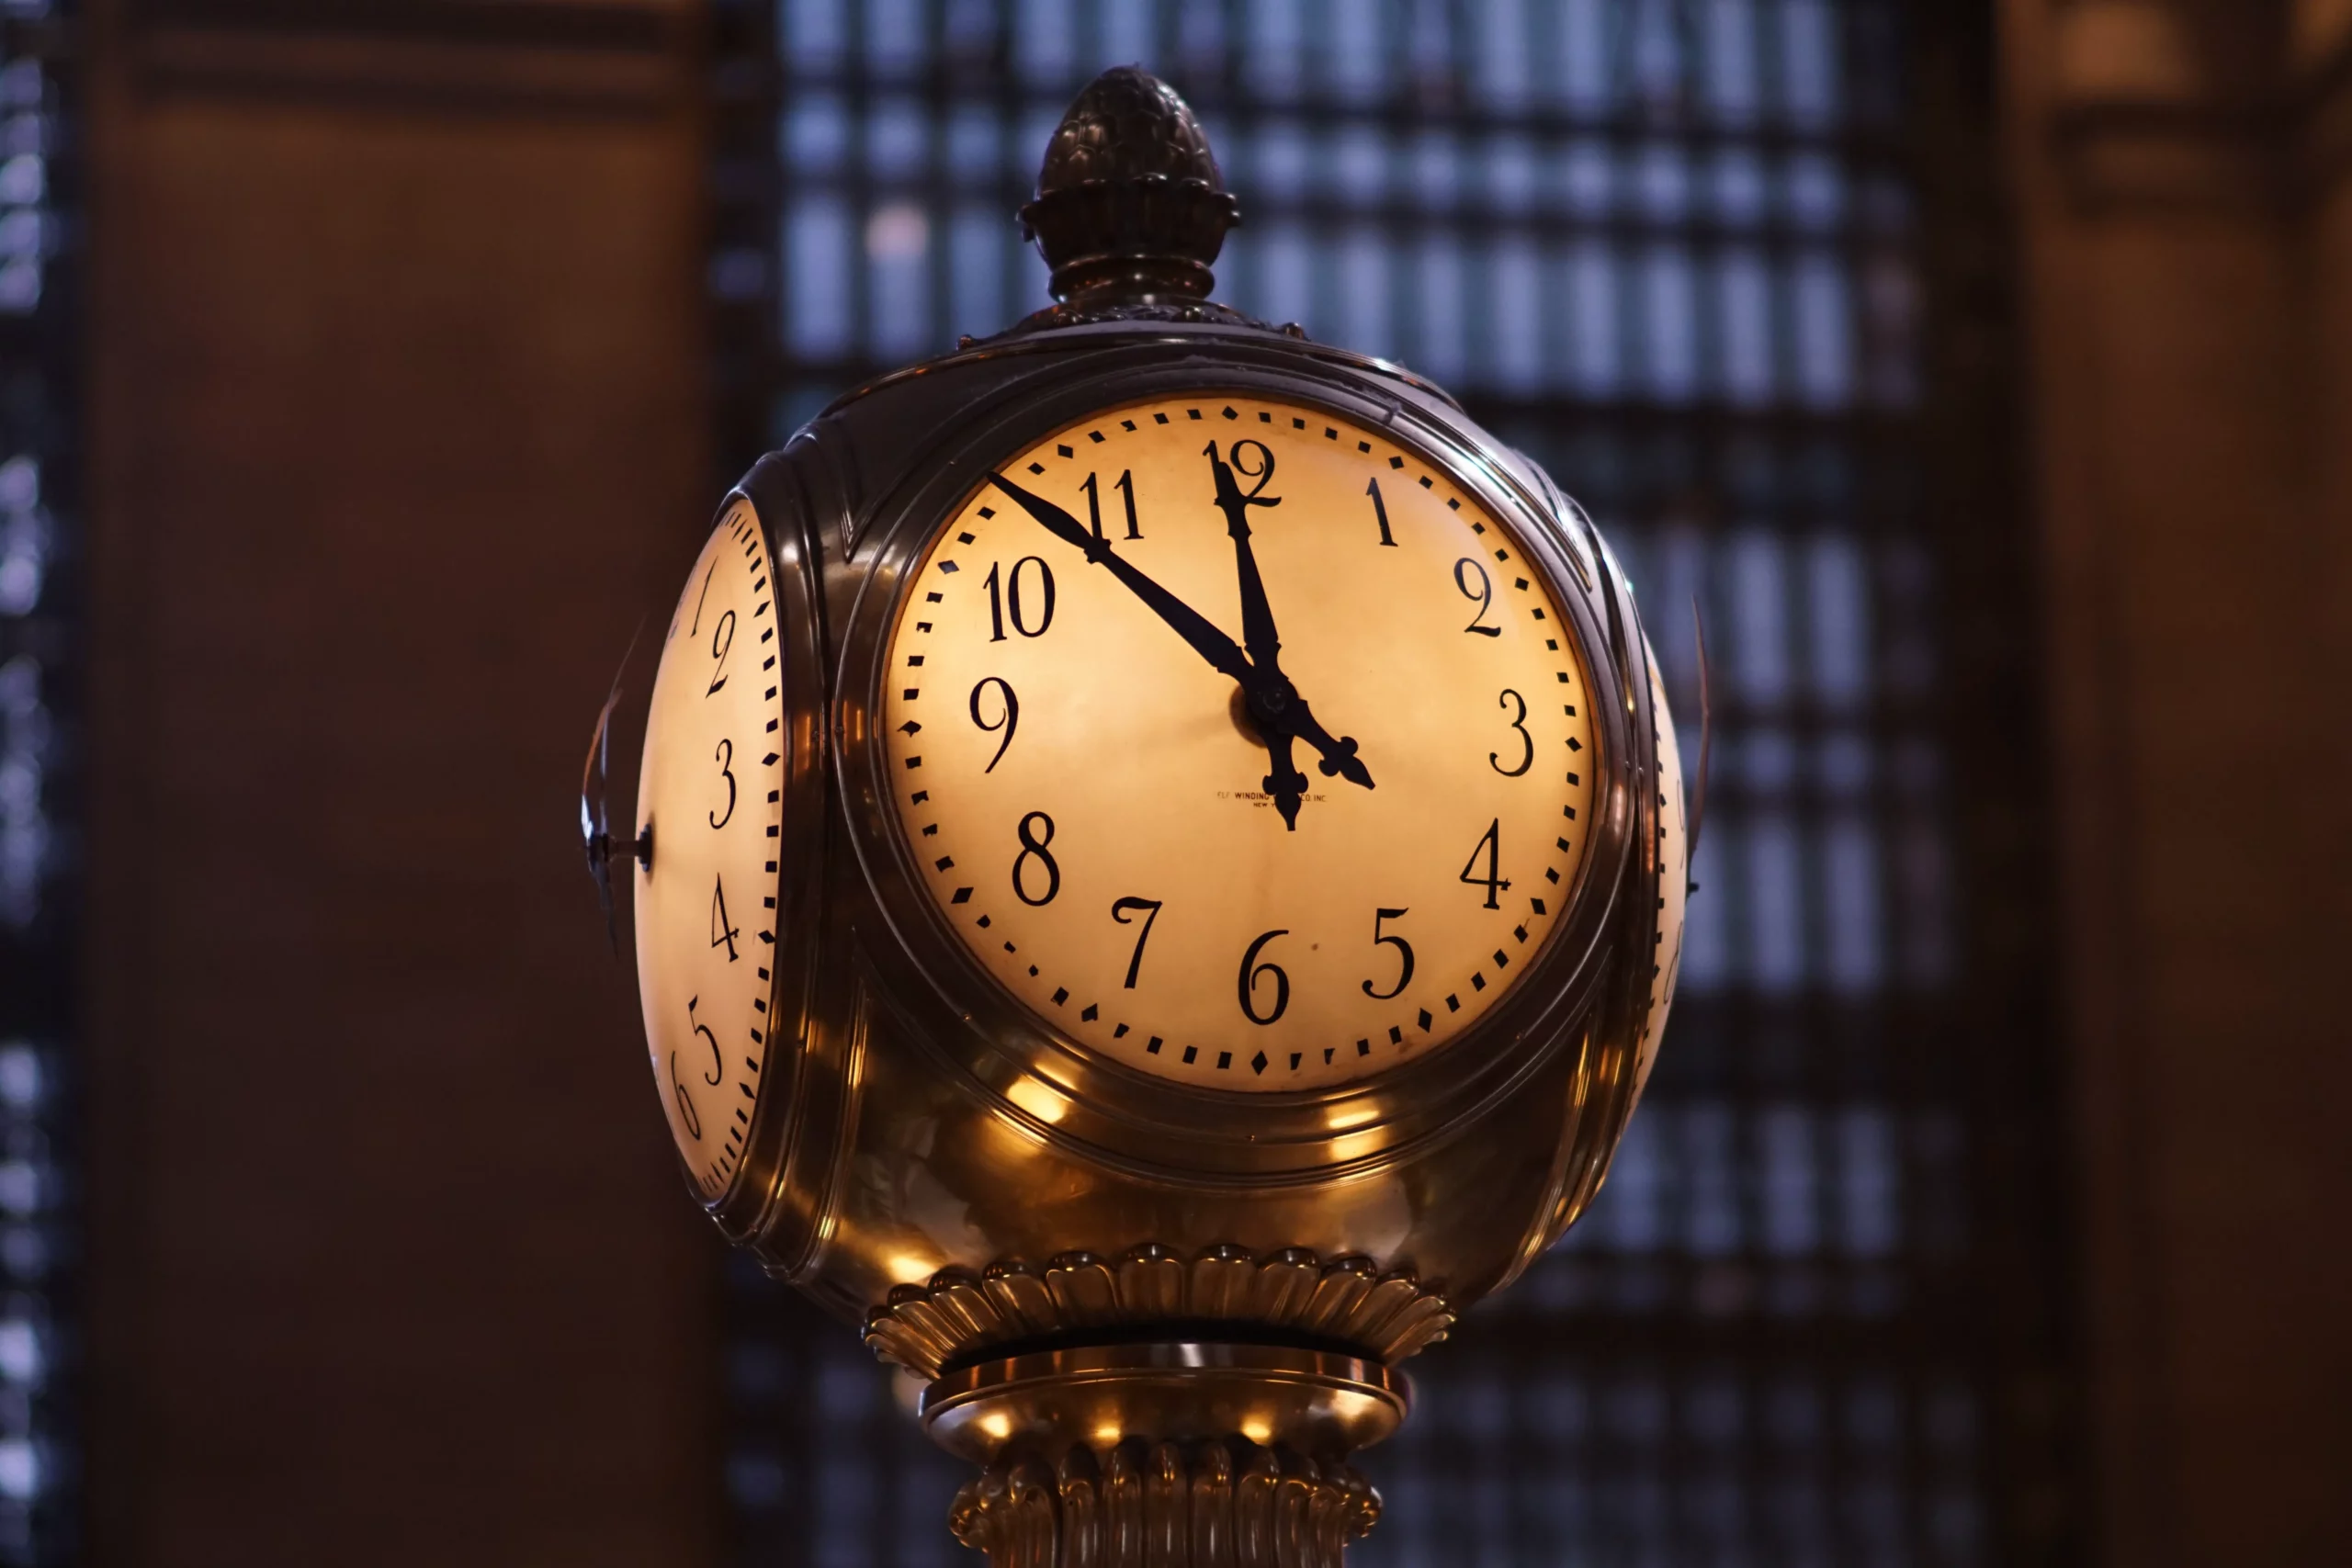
xmin=1020 ymin=67 xmax=1242 ymax=305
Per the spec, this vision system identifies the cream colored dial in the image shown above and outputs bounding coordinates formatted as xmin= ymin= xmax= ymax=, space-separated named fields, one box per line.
xmin=883 ymin=395 xmax=1598 ymax=1091
xmin=635 ymin=499 xmax=785 ymax=1198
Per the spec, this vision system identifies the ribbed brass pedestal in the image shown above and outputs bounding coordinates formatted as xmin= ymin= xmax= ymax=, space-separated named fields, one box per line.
xmin=924 ymin=1344 xmax=1408 ymax=1567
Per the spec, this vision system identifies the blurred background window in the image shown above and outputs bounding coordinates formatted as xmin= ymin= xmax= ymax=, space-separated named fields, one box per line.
xmin=0 ymin=2 xmax=77 ymax=1563
xmin=707 ymin=3 xmax=2055 ymax=1564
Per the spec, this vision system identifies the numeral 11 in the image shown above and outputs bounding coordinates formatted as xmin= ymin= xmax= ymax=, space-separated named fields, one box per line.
xmin=1081 ymin=469 xmax=1142 ymax=541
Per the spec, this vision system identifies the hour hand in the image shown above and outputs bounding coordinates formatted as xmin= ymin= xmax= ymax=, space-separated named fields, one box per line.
xmin=1261 ymin=730 xmax=1309 ymax=832
xmin=986 ymin=473 xmax=1250 ymax=683
xmin=1289 ymin=700 xmax=1375 ymax=791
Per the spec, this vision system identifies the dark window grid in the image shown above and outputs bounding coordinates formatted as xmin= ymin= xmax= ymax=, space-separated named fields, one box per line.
xmin=729 ymin=1 xmax=1920 ymax=407
xmin=755 ymin=169 xmax=1916 ymax=408
xmin=753 ymin=244 xmax=1917 ymax=427
xmin=1357 ymin=1350 xmax=1981 ymax=1568
xmin=764 ymin=0 xmax=1906 ymax=134
xmin=752 ymin=90 xmax=1913 ymax=168
xmin=0 ymin=4 xmax=81 ymax=1565
xmin=759 ymin=177 xmax=1910 ymax=254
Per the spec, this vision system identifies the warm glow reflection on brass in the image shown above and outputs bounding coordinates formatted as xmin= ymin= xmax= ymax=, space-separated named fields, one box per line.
xmin=1004 ymin=1076 xmax=1069 ymax=1126
xmin=887 ymin=1253 xmax=942 ymax=1287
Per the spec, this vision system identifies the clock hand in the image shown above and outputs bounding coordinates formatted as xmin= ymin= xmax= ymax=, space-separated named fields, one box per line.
xmin=1204 ymin=444 xmax=1377 ymax=800
xmin=1261 ymin=730 xmax=1309 ymax=832
xmin=1204 ymin=443 xmax=1283 ymax=671
xmin=992 ymin=467 xmax=1318 ymax=829
xmin=990 ymin=468 xmax=1372 ymax=824
xmin=985 ymin=473 xmax=1250 ymax=683
xmin=1286 ymin=699 xmax=1375 ymax=789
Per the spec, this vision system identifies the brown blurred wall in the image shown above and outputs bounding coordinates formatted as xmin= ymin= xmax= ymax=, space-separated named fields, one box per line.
xmin=82 ymin=5 xmax=722 ymax=1564
xmin=2003 ymin=1 xmax=2352 ymax=1563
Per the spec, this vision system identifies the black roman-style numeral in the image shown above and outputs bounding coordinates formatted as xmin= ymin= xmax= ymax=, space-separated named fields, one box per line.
xmin=1366 ymin=477 xmax=1397 ymax=547
xmin=1111 ymin=897 xmax=1163 ymax=988
xmin=1081 ymin=469 xmax=1142 ymax=541
xmin=984 ymin=557 xmax=1056 ymax=641
xmin=710 ymin=873 xmax=741 ymax=960
xmin=1459 ymin=819 xmax=1511 ymax=909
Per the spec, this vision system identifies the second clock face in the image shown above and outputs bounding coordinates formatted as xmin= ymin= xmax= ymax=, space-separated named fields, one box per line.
xmin=637 ymin=499 xmax=785 ymax=1198
xmin=882 ymin=394 xmax=1598 ymax=1091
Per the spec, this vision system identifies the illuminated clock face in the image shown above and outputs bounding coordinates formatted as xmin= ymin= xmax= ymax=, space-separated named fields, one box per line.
xmin=882 ymin=395 xmax=1598 ymax=1091
xmin=635 ymin=499 xmax=786 ymax=1197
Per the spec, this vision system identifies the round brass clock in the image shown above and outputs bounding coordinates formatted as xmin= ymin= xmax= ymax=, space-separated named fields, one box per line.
xmin=588 ymin=66 xmax=1694 ymax=1568
xmin=882 ymin=395 xmax=1596 ymax=1090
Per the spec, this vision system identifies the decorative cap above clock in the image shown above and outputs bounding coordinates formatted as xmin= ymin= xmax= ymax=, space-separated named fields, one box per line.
xmin=1020 ymin=66 xmax=1243 ymax=309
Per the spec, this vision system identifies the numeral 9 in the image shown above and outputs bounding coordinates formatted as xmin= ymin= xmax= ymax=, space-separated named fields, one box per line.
xmin=968 ymin=677 xmax=1019 ymax=773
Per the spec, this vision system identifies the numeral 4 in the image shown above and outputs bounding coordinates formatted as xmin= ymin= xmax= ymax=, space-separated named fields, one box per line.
xmin=710 ymin=874 xmax=741 ymax=961
xmin=1459 ymin=819 xmax=1511 ymax=910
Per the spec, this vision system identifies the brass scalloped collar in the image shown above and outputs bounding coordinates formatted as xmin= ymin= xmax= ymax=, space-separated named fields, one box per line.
xmin=864 ymin=1245 xmax=1456 ymax=1380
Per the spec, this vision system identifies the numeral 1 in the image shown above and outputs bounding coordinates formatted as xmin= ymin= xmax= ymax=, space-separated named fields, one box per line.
xmin=1366 ymin=477 xmax=1397 ymax=547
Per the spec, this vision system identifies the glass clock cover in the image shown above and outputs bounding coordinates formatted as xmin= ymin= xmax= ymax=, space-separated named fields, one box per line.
xmin=882 ymin=395 xmax=1600 ymax=1092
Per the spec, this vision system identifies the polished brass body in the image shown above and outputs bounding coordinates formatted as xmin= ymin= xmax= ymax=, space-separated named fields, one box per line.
xmin=700 ymin=324 xmax=1670 ymax=1562
xmin=628 ymin=70 xmax=1679 ymax=1562
xmin=714 ymin=328 xmax=1666 ymax=1316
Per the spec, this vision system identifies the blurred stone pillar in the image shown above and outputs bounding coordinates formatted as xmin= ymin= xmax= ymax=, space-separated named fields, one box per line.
xmin=2000 ymin=3 xmax=2352 ymax=1563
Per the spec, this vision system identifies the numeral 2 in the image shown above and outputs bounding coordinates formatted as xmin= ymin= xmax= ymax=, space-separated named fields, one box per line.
xmin=1453 ymin=559 xmax=1502 ymax=637
xmin=706 ymin=608 xmax=737 ymax=694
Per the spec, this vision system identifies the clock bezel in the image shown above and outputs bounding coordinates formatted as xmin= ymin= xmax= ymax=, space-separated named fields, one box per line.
xmin=831 ymin=344 xmax=1646 ymax=1181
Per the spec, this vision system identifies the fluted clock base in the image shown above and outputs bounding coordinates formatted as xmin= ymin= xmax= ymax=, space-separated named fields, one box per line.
xmin=951 ymin=1439 xmax=1379 ymax=1567
xmin=922 ymin=1343 xmax=1408 ymax=1567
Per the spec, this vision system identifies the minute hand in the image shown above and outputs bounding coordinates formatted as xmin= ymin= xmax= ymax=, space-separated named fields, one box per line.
xmin=986 ymin=473 xmax=1250 ymax=683
xmin=1204 ymin=448 xmax=1374 ymax=793
xmin=1206 ymin=446 xmax=1283 ymax=670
